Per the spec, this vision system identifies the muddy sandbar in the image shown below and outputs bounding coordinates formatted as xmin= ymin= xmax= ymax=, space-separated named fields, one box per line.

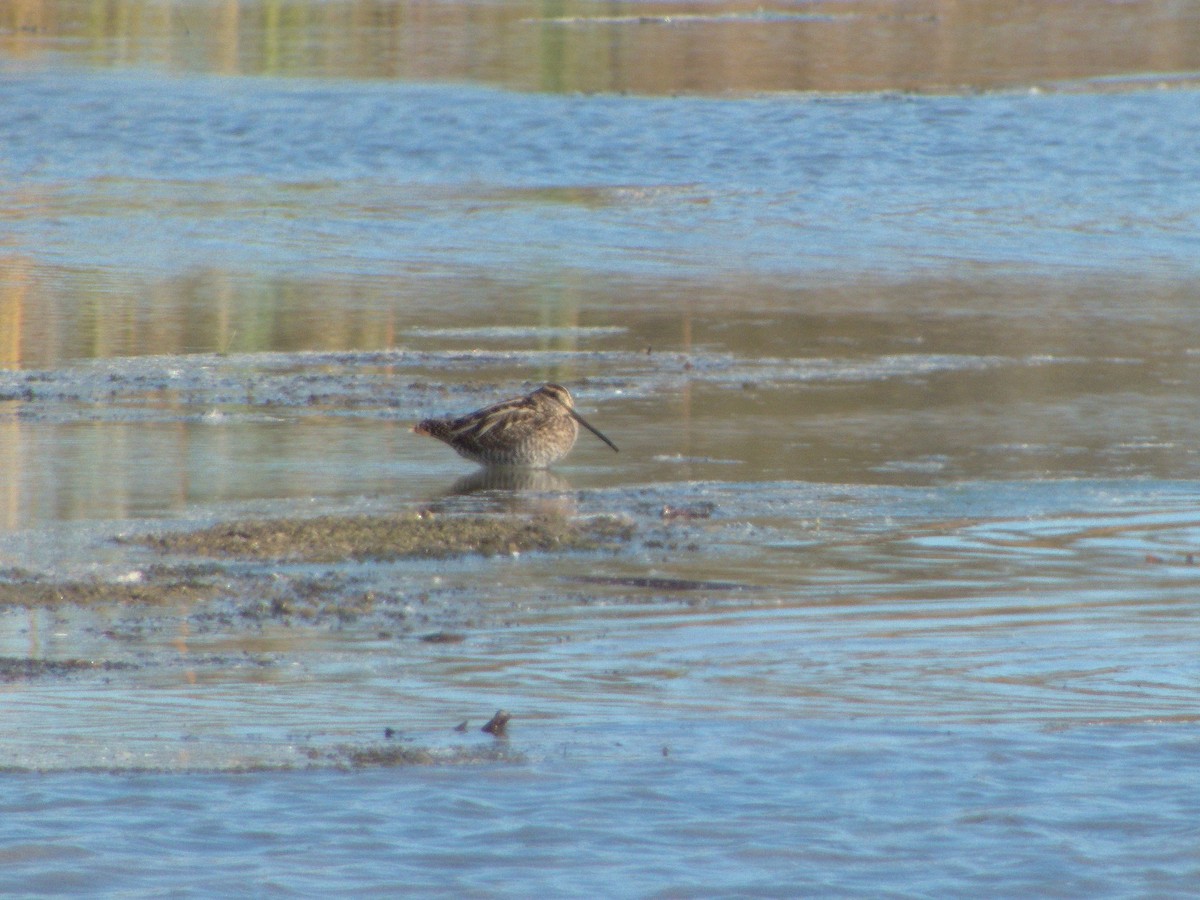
xmin=137 ymin=512 xmax=633 ymax=562
xmin=0 ymin=576 xmax=219 ymax=609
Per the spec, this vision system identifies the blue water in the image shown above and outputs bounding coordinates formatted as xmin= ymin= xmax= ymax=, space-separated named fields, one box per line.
xmin=4 ymin=69 xmax=1199 ymax=284
xmin=1 ymin=721 xmax=1196 ymax=896
xmin=3 ymin=42 xmax=1200 ymax=900
xmin=1 ymin=474 xmax=1198 ymax=895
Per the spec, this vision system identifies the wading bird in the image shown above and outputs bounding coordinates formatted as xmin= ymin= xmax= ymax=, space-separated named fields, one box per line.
xmin=414 ymin=383 xmax=618 ymax=468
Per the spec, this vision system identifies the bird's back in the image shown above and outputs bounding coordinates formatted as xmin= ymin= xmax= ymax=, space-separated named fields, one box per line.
xmin=415 ymin=393 xmax=578 ymax=467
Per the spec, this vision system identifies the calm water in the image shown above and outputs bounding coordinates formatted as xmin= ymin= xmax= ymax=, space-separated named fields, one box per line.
xmin=3 ymin=1 xmax=1200 ymax=895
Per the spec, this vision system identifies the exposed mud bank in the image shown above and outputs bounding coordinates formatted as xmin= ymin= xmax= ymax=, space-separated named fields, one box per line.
xmin=0 ymin=573 xmax=220 ymax=609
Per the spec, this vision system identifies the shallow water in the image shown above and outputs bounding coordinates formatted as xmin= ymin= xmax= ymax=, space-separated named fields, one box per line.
xmin=3 ymin=0 xmax=1200 ymax=895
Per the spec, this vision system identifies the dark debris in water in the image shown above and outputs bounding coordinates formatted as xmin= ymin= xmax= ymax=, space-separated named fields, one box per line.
xmin=566 ymin=575 xmax=759 ymax=592
xmin=136 ymin=512 xmax=634 ymax=562
xmin=420 ymin=631 xmax=467 ymax=644
xmin=481 ymin=709 xmax=511 ymax=737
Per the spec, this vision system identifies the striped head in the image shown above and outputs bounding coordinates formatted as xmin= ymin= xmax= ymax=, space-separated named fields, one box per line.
xmin=531 ymin=383 xmax=575 ymax=412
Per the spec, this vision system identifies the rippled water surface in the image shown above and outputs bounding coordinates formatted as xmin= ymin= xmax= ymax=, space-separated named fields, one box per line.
xmin=2 ymin=1 xmax=1200 ymax=895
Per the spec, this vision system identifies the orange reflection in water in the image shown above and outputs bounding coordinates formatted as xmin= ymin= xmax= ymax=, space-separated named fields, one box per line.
xmin=0 ymin=258 xmax=29 ymax=370
xmin=3 ymin=0 xmax=1199 ymax=94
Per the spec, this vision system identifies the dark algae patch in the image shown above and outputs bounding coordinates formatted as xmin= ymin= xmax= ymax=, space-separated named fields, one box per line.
xmin=329 ymin=742 xmax=522 ymax=768
xmin=0 ymin=656 xmax=136 ymax=681
xmin=139 ymin=512 xmax=633 ymax=562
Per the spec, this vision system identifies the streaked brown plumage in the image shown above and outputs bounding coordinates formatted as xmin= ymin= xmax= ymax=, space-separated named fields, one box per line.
xmin=413 ymin=383 xmax=618 ymax=468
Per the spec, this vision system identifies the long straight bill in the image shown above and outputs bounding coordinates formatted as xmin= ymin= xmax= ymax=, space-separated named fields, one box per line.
xmin=570 ymin=410 xmax=619 ymax=453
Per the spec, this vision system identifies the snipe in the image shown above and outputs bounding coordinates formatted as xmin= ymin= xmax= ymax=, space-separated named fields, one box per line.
xmin=413 ymin=383 xmax=619 ymax=468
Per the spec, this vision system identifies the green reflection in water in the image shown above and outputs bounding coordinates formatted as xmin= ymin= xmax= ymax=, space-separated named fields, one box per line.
xmin=4 ymin=0 xmax=1200 ymax=93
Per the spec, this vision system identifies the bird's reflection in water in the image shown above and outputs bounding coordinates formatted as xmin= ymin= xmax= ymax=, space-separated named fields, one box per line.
xmin=450 ymin=468 xmax=569 ymax=494
xmin=430 ymin=467 xmax=578 ymax=516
